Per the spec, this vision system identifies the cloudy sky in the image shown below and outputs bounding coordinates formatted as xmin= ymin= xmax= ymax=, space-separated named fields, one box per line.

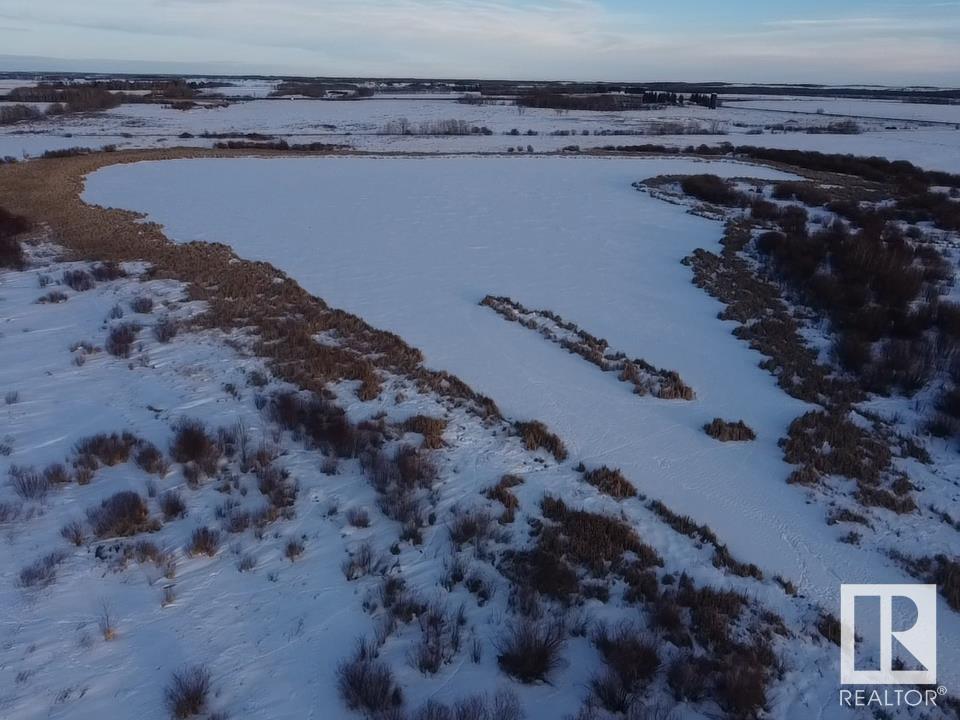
xmin=0 ymin=0 xmax=957 ymax=84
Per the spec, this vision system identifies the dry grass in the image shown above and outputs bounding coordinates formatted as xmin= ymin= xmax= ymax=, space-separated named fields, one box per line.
xmin=165 ymin=665 xmax=211 ymax=719
xmin=400 ymin=415 xmax=447 ymax=449
xmin=582 ymin=465 xmax=637 ymax=500
xmin=515 ymin=420 xmax=568 ymax=462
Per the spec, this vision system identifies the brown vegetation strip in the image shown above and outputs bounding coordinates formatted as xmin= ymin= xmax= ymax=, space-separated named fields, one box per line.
xmin=480 ymin=294 xmax=695 ymax=400
xmin=0 ymin=149 xmax=500 ymax=417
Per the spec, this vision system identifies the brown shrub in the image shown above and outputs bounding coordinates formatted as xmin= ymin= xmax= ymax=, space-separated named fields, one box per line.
xmin=187 ymin=527 xmax=220 ymax=557
xmin=337 ymin=642 xmax=403 ymax=714
xmin=496 ymin=620 xmax=566 ymax=683
xmin=592 ymin=622 xmax=659 ymax=690
xmin=165 ymin=665 xmax=211 ymax=719
xmin=160 ymin=491 xmax=187 ymax=520
xmin=170 ymin=419 xmax=221 ymax=475
xmin=704 ymin=418 xmax=756 ymax=442
xmin=106 ymin=322 xmax=140 ymax=358
xmin=135 ymin=442 xmax=168 ymax=475
xmin=88 ymin=491 xmax=155 ymax=538
xmin=75 ymin=431 xmax=138 ymax=466
xmin=62 ymin=268 xmax=95 ymax=291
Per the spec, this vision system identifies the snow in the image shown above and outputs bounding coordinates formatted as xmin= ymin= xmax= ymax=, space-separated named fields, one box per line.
xmin=2 ymin=94 xmax=959 ymax=174
xmin=82 ymin=154 xmax=960 ymax=700
xmin=728 ymin=98 xmax=960 ymax=125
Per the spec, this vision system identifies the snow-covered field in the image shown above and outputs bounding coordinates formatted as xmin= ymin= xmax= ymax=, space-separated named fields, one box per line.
xmin=83 ymin=155 xmax=960 ymax=697
xmin=728 ymin=97 xmax=960 ymax=124
xmin=3 ymin=92 xmax=959 ymax=171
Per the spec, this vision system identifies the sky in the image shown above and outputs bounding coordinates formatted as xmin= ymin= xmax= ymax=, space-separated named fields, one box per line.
xmin=0 ymin=0 xmax=957 ymax=84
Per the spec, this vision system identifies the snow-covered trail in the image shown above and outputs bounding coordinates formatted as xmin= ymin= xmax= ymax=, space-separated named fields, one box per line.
xmin=83 ymin=155 xmax=960 ymax=689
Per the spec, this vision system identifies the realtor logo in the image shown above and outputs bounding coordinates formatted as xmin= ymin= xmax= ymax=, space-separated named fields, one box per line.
xmin=840 ymin=584 xmax=937 ymax=685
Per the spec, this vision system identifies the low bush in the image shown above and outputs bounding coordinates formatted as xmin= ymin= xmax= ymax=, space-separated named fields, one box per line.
xmin=337 ymin=642 xmax=403 ymax=714
xmin=135 ymin=442 xmax=168 ymax=475
xmin=154 ymin=315 xmax=179 ymax=342
xmin=187 ymin=527 xmax=220 ymax=557
xmin=593 ymin=622 xmax=659 ymax=691
xmin=19 ymin=551 xmax=67 ymax=588
xmin=346 ymin=507 xmax=370 ymax=528
xmin=62 ymin=269 xmax=95 ymax=291
xmin=43 ymin=463 xmax=70 ymax=485
xmin=88 ymin=491 xmax=155 ymax=538
xmin=449 ymin=509 xmax=492 ymax=548
xmin=165 ymin=665 xmax=211 ymax=719
xmin=38 ymin=290 xmax=68 ymax=304
xmin=170 ymin=418 xmax=221 ymax=475
xmin=680 ymin=174 xmax=748 ymax=207
xmin=75 ymin=431 xmax=137 ymax=466
xmin=9 ymin=465 xmax=50 ymax=500
xmin=106 ymin=323 xmax=140 ymax=358
xmin=60 ymin=520 xmax=86 ymax=546
xmin=497 ymin=620 xmax=567 ymax=683
xmin=704 ymin=418 xmax=756 ymax=442
xmin=90 ymin=261 xmax=126 ymax=281
xmin=130 ymin=295 xmax=154 ymax=313
xmin=161 ymin=491 xmax=187 ymax=520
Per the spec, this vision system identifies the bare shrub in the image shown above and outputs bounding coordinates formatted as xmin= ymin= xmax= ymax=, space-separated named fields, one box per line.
xmin=583 ymin=466 xmax=637 ymax=499
xmin=337 ymin=641 xmax=403 ymax=715
xmin=342 ymin=542 xmax=376 ymax=580
xmin=165 ymin=665 xmax=211 ymax=719
xmin=515 ymin=420 xmax=568 ymax=461
xmin=496 ymin=620 xmax=566 ymax=683
xmin=593 ymin=622 xmax=659 ymax=692
xmin=62 ymin=269 xmax=95 ymax=291
xmin=19 ymin=551 xmax=67 ymax=588
xmin=285 ymin=537 xmax=305 ymax=561
xmin=170 ymin=418 xmax=221 ymax=475
xmin=136 ymin=442 xmax=169 ymax=475
xmin=187 ymin=527 xmax=220 ymax=557
xmin=106 ymin=322 xmax=140 ymax=358
xmin=9 ymin=465 xmax=50 ymax=500
xmin=130 ymin=295 xmax=154 ymax=313
xmin=154 ymin=315 xmax=179 ymax=343
xmin=43 ymin=463 xmax=70 ymax=486
xmin=38 ymin=290 xmax=69 ymax=304
xmin=160 ymin=491 xmax=187 ymax=520
xmin=704 ymin=418 xmax=756 ymax=442
xmin=346 ymin=507 xmax=371 ymax=528
xmin=88 ymin=491 xmax=155 ymax=538
xmin=76 ymin=431 xmax=137 ymax=466
xmin=98 ymin=601 xmax=117 ymax=640
xmin=90 ymin=261 xmax=126 ymax=281
xmin=449 ymin=509 xmax=492 ymax=548
xmin=61 ymin=520 xmax=86 ymax=546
